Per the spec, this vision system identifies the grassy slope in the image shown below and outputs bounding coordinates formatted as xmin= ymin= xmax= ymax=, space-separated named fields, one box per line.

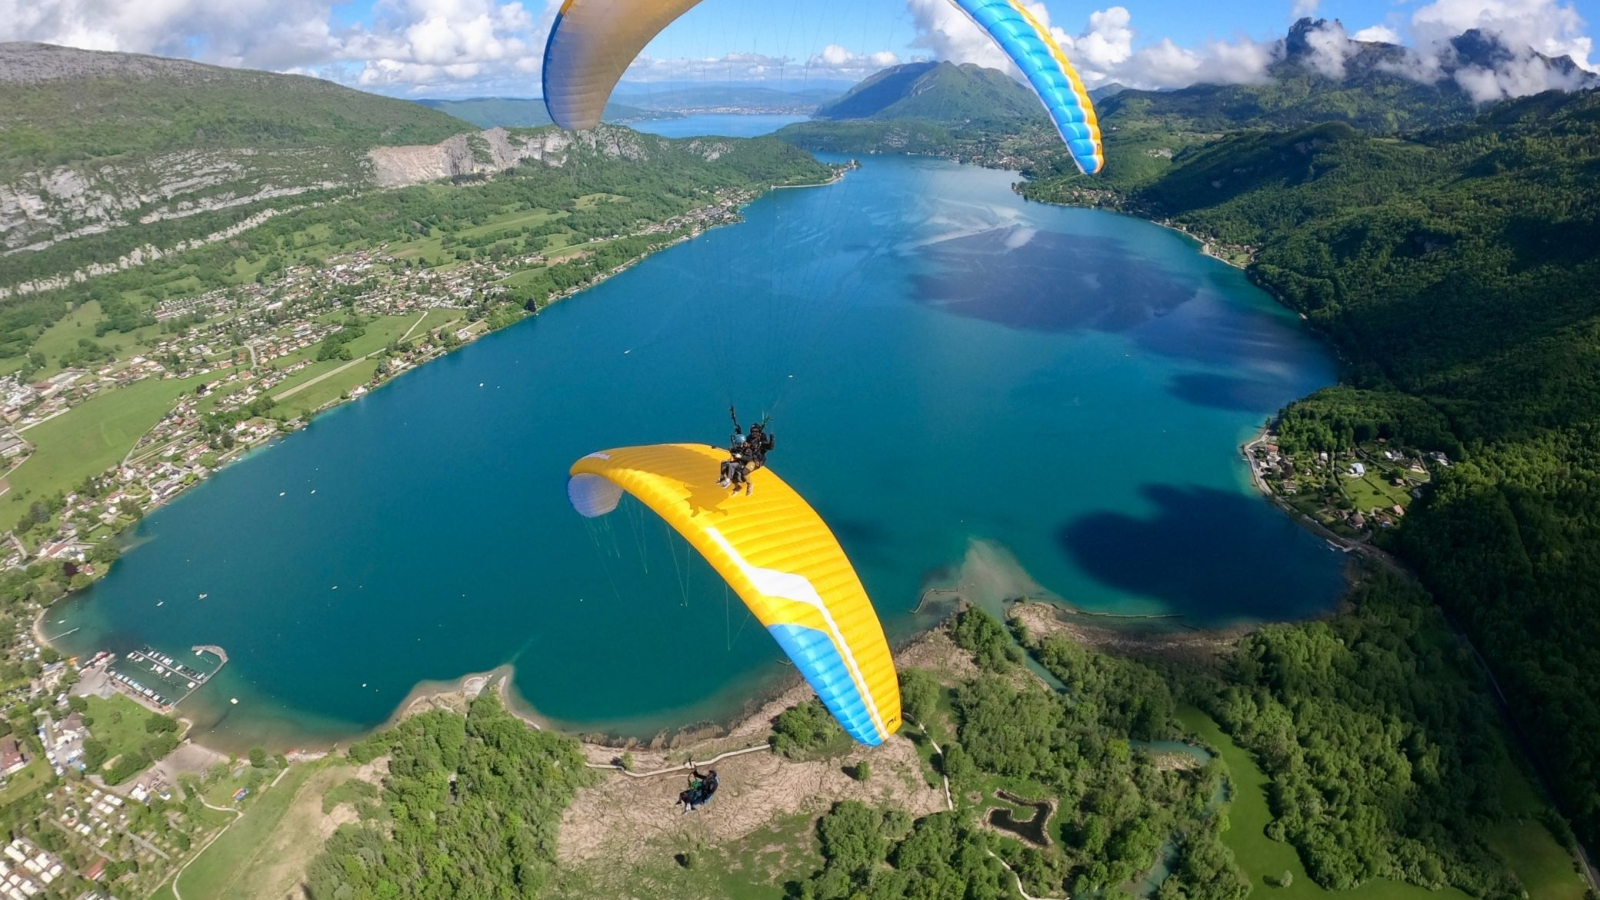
xmin=4 ymin=370 xmax=221 ymax=518
xmin=1178 ymin=707 xmax=1578 ymax=900
xmin=1 ymin=47 xmax=469 ymax=179
xmin=84 ymin=693 xmax=158 ymax=767
xmin=0 ymin=759 xmax=49 ymax=806
xmin=172 ymin=760 xmax=338 ymax=899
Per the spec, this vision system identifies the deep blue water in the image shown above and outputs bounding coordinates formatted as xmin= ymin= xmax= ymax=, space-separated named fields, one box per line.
xmin=52 ymin=135 xmax=1342 ymax=751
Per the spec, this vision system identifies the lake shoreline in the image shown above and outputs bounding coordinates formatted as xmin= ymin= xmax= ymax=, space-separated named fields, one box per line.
xmin=88 ymin=596 xmax=1256 ymax=763
xmin=35 ymin=170 xmax=845 ymax=613
xmin=39 ymin=151 xmax=1343 ymax=765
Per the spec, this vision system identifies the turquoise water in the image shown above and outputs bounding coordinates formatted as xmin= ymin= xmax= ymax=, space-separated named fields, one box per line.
xmin=52 ymin=147 xmax=1342 ymax=752
xmin=632 ymin=113 xmax=808 ymax=138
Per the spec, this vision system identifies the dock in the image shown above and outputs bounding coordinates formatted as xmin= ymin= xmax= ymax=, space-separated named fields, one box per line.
xmin=105 ymin=644 xmax=227 ymax=712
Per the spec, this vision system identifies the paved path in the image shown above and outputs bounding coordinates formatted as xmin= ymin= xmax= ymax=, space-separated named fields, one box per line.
xmin=273 ymin=310 xmax=430 ymax=402
xmin=584 ymin=744 xmax=769 ymax=778
xmin=170 ymin=767 xmax=293 ymax=900
xmin=909 ymin=716 xmax=1065 ymax=900
xmin=170 ymin=802 xmax=239 ymax=900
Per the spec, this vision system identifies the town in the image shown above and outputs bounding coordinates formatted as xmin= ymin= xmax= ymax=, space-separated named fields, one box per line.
xmin=1245 ymin=425 xmax=1442 ymax=543
xmin=0 ymin=189 xmax=758 ymax=900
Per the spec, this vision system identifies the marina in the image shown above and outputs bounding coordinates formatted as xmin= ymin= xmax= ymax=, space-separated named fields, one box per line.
xmin=104 ymin=645 xmax=227 ymax=712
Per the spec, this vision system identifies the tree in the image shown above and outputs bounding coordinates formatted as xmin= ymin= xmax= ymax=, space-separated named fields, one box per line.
xmin=248 ymin=746 xmax=267 ymax=768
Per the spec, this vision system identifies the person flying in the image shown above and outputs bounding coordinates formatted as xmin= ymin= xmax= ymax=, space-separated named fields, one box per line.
xmin=745 ymin=422 xmax=774 ymax=471
xmin=718 ymin=407 xmax=765 ymax=495
xmin=678 ymin=766 xmax=720 ymax=812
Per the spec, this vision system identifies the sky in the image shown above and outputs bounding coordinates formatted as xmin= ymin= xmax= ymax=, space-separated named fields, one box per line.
xmin=1 ymin=0 xmax=1595 ymax=100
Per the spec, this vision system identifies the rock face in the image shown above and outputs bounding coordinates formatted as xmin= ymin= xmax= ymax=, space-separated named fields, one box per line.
xmin=0 ymin=149 xmax=344 ymax=253
xmin=367 ymin=125 xmax=666 ymax=188
xmin=0 ymin=123 xmax=692 ymax=254
xmin=0 ymin=120 xmax=743 ymax=296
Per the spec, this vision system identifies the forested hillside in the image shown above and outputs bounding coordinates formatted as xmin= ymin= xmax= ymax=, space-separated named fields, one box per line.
xmin=814 ymin=61 xmax=1045 ymax=126
xmin=0 ymin=42 xmax=469 ymax=178
xmin=0 ymin=42 xmax=481 ymax=269
xmin=1026 ymin=87 xmax=1600 ymax=852
xmin=0 ymin=129 xmax=831 ymax=365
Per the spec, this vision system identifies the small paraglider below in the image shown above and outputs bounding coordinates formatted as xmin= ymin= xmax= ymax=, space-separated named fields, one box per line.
xmin=678 ymin=767 xmax=719 ymax=813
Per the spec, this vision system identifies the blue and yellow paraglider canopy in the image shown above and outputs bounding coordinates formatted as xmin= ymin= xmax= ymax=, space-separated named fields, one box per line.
xmin=541 ymin=0 xmax=1104 ymax=175
xmin=568 ymin=444 xmax=901 ymax=745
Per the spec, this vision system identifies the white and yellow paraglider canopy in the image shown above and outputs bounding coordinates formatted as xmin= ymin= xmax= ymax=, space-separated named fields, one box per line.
xmin=568 ymin=443 xmax=901 ymax=745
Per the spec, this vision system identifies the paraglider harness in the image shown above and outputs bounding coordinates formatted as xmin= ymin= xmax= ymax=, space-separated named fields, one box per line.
xmin=679 ymin=767 xmax=719 ymax=811
xmin=720 ymin=408 xmax=773 ymax=493
xmin=729 ymin=407 xmax=774 ymax=468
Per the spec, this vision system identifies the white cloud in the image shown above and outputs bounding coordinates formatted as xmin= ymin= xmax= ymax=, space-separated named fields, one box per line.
xmin=616 ymin=46 xmax=900 ymax=84
xmin=1377 ymin=0 xmax=1597 ymax=99
xmin=909 ymin=2 xmax=1277 ymax=90
xmin=1291 ymin=0 xmax=1321 ymax=18
xmin=1352 ymin=25 xmax=1402 ymax=44
xmin=1297 ymin=19 xmax=1356 ymax=79
xmin=809 ymin=45 xmax=901 ymax=73
xmin=0 ymin=0 xmax=344 ymax=70
xmin=0 ymin=0 xmax=556 ymax=93
xmin=1410 ymin=0 xmax=1593 ymax=70
xmin=4 ymin=0 xmax=1593 ymax=100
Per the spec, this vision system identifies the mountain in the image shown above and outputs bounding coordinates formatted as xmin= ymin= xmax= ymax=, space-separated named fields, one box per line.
xmin=613 ymin=84 xmax=840 ymax=113
xmin=1029 ymin=84 xmax=1600 ymax=854
xmin=413 ymin=97 xmax=677 ymax=129
xmin=1096 ymin=18 xmax=1599 ymax=137
xmin=813 ymin=61 xmax=1045 ymax=127
xmin=0 ymin=42 xmax=475 ymax=257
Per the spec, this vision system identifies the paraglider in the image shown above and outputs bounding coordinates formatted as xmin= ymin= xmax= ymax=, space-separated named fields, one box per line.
xmin=540 ymin=0 xmax=1104 ymax=174
xmin=567 ymin=443 xmax=901 ymax=745
xmin=679 ymin=766 xmax=719 ymax=812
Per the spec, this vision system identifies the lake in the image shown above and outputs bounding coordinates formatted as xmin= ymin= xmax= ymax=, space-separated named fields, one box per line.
xmin=51 ymin=121 xmax=1343 ymax=751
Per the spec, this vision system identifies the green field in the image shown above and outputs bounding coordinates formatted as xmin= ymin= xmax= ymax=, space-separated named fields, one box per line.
xmin=0 ymin=758 xmax=51 ymax=807
xmin=83 ymin=694 xmax=161 ymax=770
xmin=1178 ymin=708 xmax=1577 ymax=900
xmin=1483 ymin=757 xmax=1590 ymax=900
xmin=1344 ymin=469 xmax=1412 ymax=514
xmin=3 ymin=370 xmax=221 ymax=518
xmin=29 ymin=299 xmax=189 ymax=378
xmin=551 ymin=810 xmax=819 ymax=900
xmin=454 ymin=206 xmax=562 ymax=238
xmin=174 ymin=760 xmax=349 ymax=900
xmin=266 ymin=310 xmax=444 ymax=417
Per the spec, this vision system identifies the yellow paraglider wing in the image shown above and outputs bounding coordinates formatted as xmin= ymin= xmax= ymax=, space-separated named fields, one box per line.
xmin=568 ymin=444 xmax=901 ymax=745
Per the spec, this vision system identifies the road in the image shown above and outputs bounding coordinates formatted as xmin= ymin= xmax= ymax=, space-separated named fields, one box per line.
xmin=169 ymin=767 xmax=291 ymax=900
xmin=272 ymin=310 xmax=432 ymax=402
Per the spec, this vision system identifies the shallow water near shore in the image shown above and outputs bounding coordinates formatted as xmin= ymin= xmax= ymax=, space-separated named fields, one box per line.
xmin=51 ymin=128 xmax=1342 ymax=752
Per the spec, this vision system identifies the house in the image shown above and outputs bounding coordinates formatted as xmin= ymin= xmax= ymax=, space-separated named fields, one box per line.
xmin=57 ymin=713 xmax=85 ymax=744
xmin=1349 ymin=512 xmax=1367 ymax=530
xmin=1348 ymin=462 xmax=1366 ymax=477
xmin=1392 ymin=505 xmax=1406 ymax=517
xmin=0 ymin=738 xmax=26 ymax=776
